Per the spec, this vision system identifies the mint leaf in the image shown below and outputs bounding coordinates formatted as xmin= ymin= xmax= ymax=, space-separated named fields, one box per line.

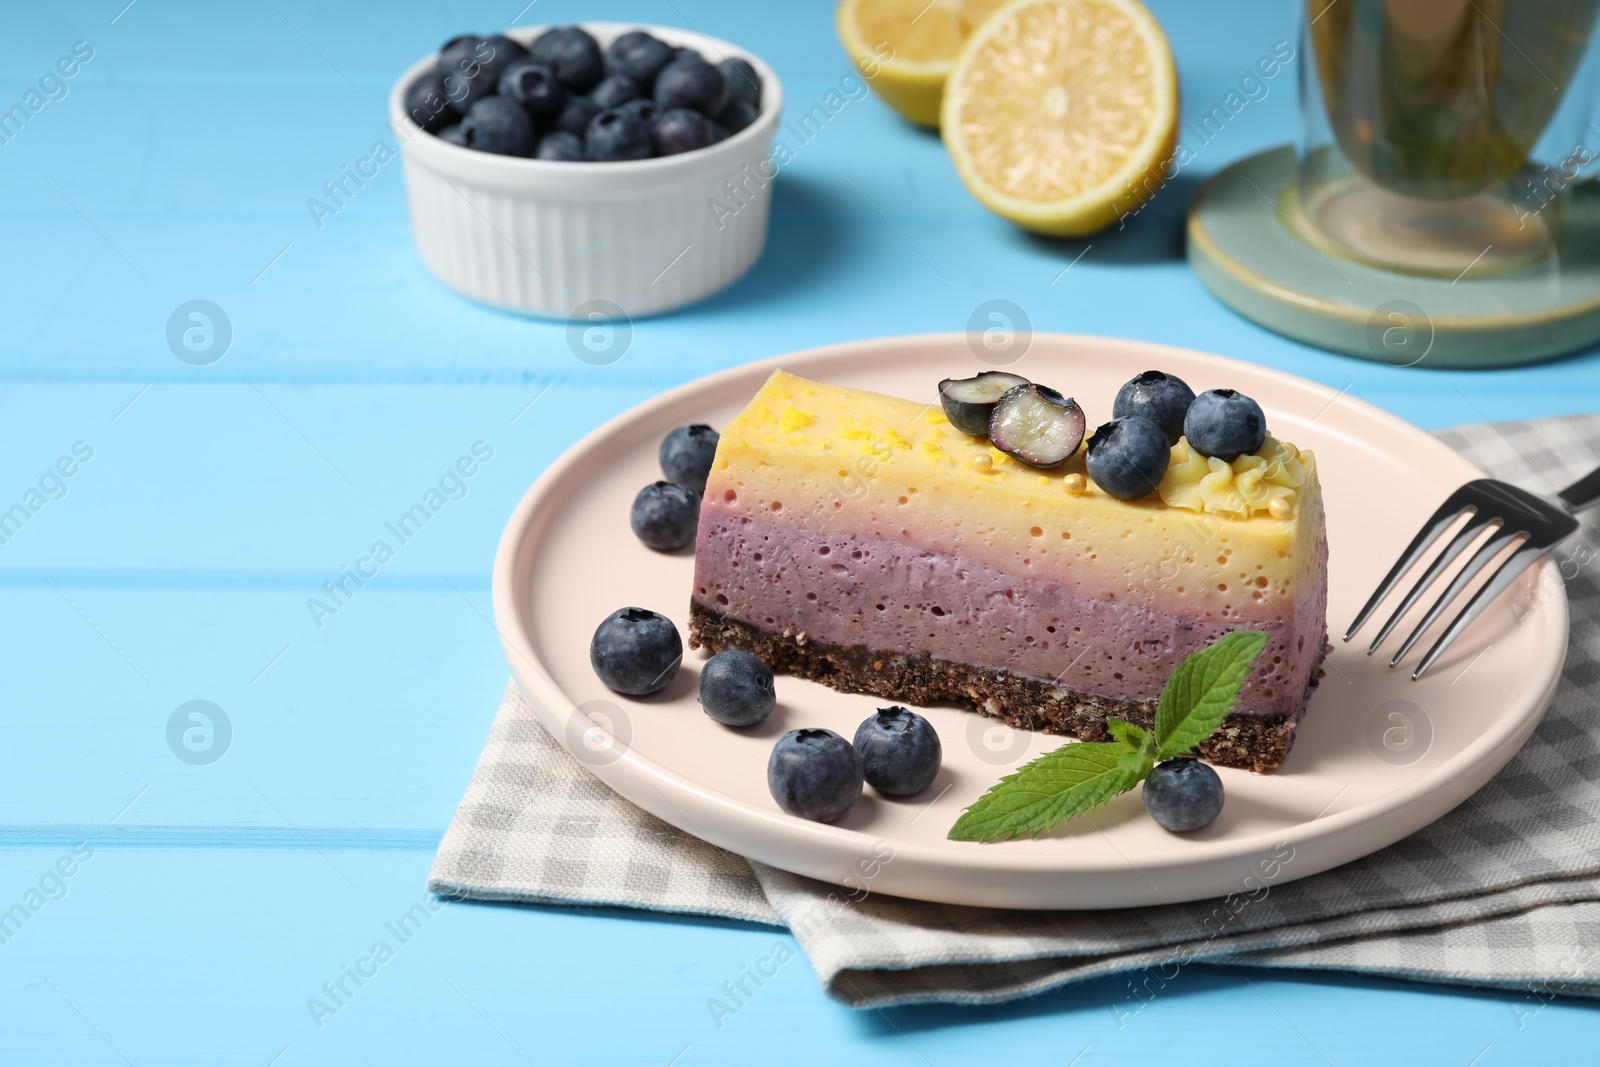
xmin=1106 ymin=717 xmax=1152 ymax=753
xmin=947 ymin=740 xmax=1153 ymax=843
xmin=1155 ymin=630 xmax=1269 ymax=760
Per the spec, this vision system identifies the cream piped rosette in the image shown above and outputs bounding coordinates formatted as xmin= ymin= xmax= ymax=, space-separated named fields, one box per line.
xmin=1158 ymin=434 xmax=1306 ymax=519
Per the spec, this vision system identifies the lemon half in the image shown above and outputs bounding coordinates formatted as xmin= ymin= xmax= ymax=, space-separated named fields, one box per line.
xmin=942 ymin=0 xmax=1179 ymax=236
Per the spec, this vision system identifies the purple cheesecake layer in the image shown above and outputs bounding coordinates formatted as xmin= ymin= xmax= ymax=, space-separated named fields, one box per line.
xmin=692 ymin=505 xmax=1329 ymax=721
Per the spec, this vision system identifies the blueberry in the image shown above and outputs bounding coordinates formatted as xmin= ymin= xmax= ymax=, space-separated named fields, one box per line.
xmin=853 ymin=707 xmax=941 ymax=796
xmin=699 ymin=650 xmax=776 ymax=727
xmin=478 ymin=33 xmax=530 ymax=85
xmin=1113 ymin=370 xmax=1196 ymax=445
xmin=988 ymin=384 xmax=1086 ymax=467
xmin=767 ymin=729 xmax=863 ymax=823
xmin=654 ymin=53 xmax=727 ymax=114
xmin=938 ymin=370 xmax=1030 ymax=436
xmin=530 ymin=26 xmax=604 ymax=92
xmin=715 ymin=97 xmax=760 ymax=135
xmin=498 ymin=60 xmax=568 ymax=120
xmin=618 ymin=98 xmax=659 ymax=126
xmin=438 ymin=35 xmax=500 ymax=108
xmin=631 ymin=481 xmax=699 ymax=550
xmin=553 ymin=95 xmax=602 ymax=137
xmin=708 ymin=120 xmax=730 ymax=143
xmin=535 ymin=131 xmax=585 ymax=161
xmin=590 ymin=607 xmax=682 ymax=696
xmin=1084 ymin=416 xmax=1171 ymax=500
xmin=1184 ymin=389 xmax=1267 ymax=462
xmin=436 ymin=123 xmax=467 ymax=146
xmin=660 ymin=424 xmax=720 ymax=492
xmin=460 ymin=96 xmax=537 ymax=156
xmin=606 ymin=30 xmax=677 ymax=85
xmin=590 ymin=73 xmax=642 ymax=110
xmin=653 ymin=108 xmax=715 ymax=156
xmin=718 ymin=57 xmax=762 ymax=107
xmin=1142 ymin=758 xmax=1224 ymax=832
xmin=585 ymin=107 xmax=653 ymax=161
xmin=404 ymin=70 xmax=462 ymax=132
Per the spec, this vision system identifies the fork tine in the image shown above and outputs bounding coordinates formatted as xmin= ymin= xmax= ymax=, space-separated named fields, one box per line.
xmin=1366 ymin=514 xmax=1495 ymax=654
xmin=1345 ymin=487 xmax=1479 ymax=641
xmin=1388 ymin=527 xmax=1524 ymax=667
xmin=1412 ymin=542 xmax=1549 ymax=679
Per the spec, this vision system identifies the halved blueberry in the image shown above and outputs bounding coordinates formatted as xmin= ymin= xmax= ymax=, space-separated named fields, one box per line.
xmin=1184 ymin=389 xmax=1266 ymax=462
xmin=988 ymin=384 xmax=1086 ymax=468
xmin=1084 ymin=415 xmax=1170 ymax=500
xmin=1112 ymin=370 xmax=1195 ymax=445
xmin=937 ymin=371 xmax=1030 ymax=436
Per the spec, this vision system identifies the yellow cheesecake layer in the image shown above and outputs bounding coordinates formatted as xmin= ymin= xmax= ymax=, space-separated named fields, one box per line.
xmin=705 ymin=370 xmax=1324 ymax=620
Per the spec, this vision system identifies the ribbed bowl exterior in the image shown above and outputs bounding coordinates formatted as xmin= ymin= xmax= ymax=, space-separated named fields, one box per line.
xmin=389 ymin=23 xmax=782 ymax=319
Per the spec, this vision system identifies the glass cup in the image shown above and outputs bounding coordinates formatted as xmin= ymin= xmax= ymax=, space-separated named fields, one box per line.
xmin=1292 ymin=0 xmax=1600 ymax=276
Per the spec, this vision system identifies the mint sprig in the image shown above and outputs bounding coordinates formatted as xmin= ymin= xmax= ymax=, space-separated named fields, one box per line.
xmin=948 ymin=631 xmax=1268 ymax=843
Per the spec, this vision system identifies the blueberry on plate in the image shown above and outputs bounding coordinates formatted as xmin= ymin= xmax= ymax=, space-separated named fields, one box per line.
xmin=660 ymin=424 xmax=720 ymax=493
xmin=498 ymin=60 xmax=568 ymax=120
xmin=553 ymin=95 xmax=602 ymax=137
xmin=530 ymin=25 xmax=604 ymax=92
xmin=768 ymin=728 xmax=863 ymax=823
xmin=590 ymin=607 xmax=682 ymax=696
xmin=1184 ymin=389 xmax=1266 ymax=462
xmin=715 ymin=97 xmax=759 ymax=135
xmin=655 ymin=53 xmax=728 ymax=114
xmin=853 ymin=707 xmax=941 ymax=796
xmin=606 ymin=30 xmax=677 ymax=86
xmin=988 ymin=384 xmax=1086 ymax=468
xmin=404 ymin=70 xmax=462 ymax=132
xmin=1142 ymin=757 xmax=1224 ymax=832
xmin=460 ymin=96 xmax=537 ymax=156
xmin=585 ymin=107 xmax=653 ymax=161
xmin=1084 ymin=415 xmax=1170 ymax=500
xmin=618 ymin=98 xmax=659 ymax=126
xmin=590 ymin=73 xmax=642 ymax=110
xmin=535 ymin=131 xmax=585 ymax=161
xmin=436 ymin=123 xmax=467 ymax=146
xmin=631 ymin=481 xmax=699 ymax=551
xmin=1112 ymin=370 xmax=1195 ymax=445
xmin=937 ymin=370 xmax=1030 ymax=436
xmin=653 ymin=108 xmax=715 ymax=156
xmin=718 ymin=57 xmax=761 ymax=106
xmin=699 ymin=650 xmax=776 ymax=727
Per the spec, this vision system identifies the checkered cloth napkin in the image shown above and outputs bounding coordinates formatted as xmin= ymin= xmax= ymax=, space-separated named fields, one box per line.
xmin=430 ymin=415 xmax=1600 ymax=1007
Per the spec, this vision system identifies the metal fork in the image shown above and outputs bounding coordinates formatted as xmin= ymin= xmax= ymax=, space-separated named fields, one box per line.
xmin=1346 ymin=464 xmax=1600 ymax=679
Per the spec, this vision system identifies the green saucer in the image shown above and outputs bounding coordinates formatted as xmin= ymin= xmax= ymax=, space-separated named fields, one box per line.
xmin=1188 ymin=146 xmax=1600 ymax=369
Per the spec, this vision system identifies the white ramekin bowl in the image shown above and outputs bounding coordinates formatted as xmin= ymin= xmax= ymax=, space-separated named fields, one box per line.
xmin=389 ymin=22 xmax=783 ymax=319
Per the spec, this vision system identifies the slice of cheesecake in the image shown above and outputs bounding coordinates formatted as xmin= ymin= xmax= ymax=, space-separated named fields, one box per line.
xmin=687 ymin=370 xmax=1329 ymax=771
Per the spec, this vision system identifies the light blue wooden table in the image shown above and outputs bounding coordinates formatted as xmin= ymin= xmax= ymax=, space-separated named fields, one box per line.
xmin=2 ymin=1 xmax=1595 ymax=1062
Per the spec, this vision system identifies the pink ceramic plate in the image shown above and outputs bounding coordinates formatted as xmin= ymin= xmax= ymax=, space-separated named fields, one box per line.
xmin=491 ymin=334 xmax=1566 ymax=909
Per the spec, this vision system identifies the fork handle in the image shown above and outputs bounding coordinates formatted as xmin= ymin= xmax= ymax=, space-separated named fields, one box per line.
xmin=1559 ymin=464 xmax=1600 ymax=512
